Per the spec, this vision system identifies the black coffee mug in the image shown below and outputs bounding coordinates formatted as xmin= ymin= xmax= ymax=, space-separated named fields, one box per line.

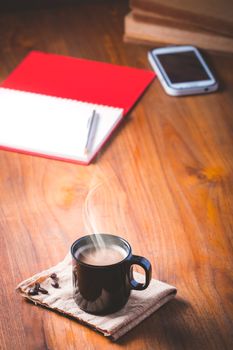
xmin=71 ymin=234 xmax=152 ymax=315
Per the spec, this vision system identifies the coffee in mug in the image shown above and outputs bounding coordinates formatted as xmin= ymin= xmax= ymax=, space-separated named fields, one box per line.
xmin=76 ymin=245 xmax=127 ymax=266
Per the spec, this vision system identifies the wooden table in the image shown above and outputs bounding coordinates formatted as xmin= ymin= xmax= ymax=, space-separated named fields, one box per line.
xmin=0 ymin=1 xmax=232 ymax=349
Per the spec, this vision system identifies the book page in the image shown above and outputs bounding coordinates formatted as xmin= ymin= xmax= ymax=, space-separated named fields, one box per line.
xmin=0 ymin=88 xmax=123 ymax=163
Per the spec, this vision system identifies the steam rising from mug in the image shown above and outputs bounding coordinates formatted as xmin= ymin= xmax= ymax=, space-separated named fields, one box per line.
xmin=83 ymin=180 xmax=106 ymax=249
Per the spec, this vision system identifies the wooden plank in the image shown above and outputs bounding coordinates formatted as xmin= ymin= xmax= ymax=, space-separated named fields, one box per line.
xmin=124 ymin=13 xmax=233 ymax=53
xmin=130 ymin=0 xmax=233 ymax=27
xmin=0 ymin=1 xmax=233 ymax=349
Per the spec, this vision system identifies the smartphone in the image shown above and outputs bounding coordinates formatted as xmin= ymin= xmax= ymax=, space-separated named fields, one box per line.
xmin=148 ymin=45 xmax=218 ymax=96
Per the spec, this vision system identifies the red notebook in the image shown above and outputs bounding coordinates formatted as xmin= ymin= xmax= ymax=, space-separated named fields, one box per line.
xmin=0 ymin=51 xmax=155 ymax=164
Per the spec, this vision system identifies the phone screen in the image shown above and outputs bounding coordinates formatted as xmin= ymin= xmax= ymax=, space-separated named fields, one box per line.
xmin=156 ymin=51 xmax=210 ymax=83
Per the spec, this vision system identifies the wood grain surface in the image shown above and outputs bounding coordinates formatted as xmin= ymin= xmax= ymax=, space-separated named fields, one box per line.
xmin=0 ymin=1 xmax=233 ymax=349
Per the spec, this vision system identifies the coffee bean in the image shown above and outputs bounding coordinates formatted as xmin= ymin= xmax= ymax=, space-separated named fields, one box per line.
xmin=50 ymin=273 xmax=57 ymax=279
xmin=39 ymin=286 xmax=48 ymax=294
xmin=34 ymin=282 xmax=40 ymax=292
xmin=28 ymin=288 xmax=38 ymax=296
xmin=51 ymin=281 xmax=59 ymax=288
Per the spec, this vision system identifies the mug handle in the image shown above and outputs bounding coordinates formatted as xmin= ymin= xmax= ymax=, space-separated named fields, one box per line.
xmin=129 ymin=255 xmax=152 ymax=290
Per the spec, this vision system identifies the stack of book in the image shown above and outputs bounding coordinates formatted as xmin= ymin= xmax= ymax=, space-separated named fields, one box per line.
xmin=124 ymin=0 xmax=233 ymax=53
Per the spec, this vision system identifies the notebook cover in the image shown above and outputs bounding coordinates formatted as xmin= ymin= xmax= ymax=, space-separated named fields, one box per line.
xmin=1 ymin=51 xmax=155 ymax=115
xmin=0 ymin=51 xmax=155 ymax=164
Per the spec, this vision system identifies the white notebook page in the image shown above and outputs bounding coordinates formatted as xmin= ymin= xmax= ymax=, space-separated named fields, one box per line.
xmin=0 ymin=88 xmax=123 ymax=163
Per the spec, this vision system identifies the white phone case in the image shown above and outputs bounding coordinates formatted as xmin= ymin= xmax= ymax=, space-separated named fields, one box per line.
xmin=148 ymin=46 xmax=218 ymax=96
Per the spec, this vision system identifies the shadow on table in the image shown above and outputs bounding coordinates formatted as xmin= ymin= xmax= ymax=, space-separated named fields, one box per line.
xmin=116 ymin=297 xmax=205 ymax=349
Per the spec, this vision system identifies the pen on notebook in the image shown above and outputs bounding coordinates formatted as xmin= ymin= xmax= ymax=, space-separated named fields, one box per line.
xmin=84 ymin=109 xmax=98 ymax=154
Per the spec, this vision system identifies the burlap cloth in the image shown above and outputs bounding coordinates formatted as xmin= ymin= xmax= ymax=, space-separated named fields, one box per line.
xmin=16 ymin=253 xmax=177 ymax=341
